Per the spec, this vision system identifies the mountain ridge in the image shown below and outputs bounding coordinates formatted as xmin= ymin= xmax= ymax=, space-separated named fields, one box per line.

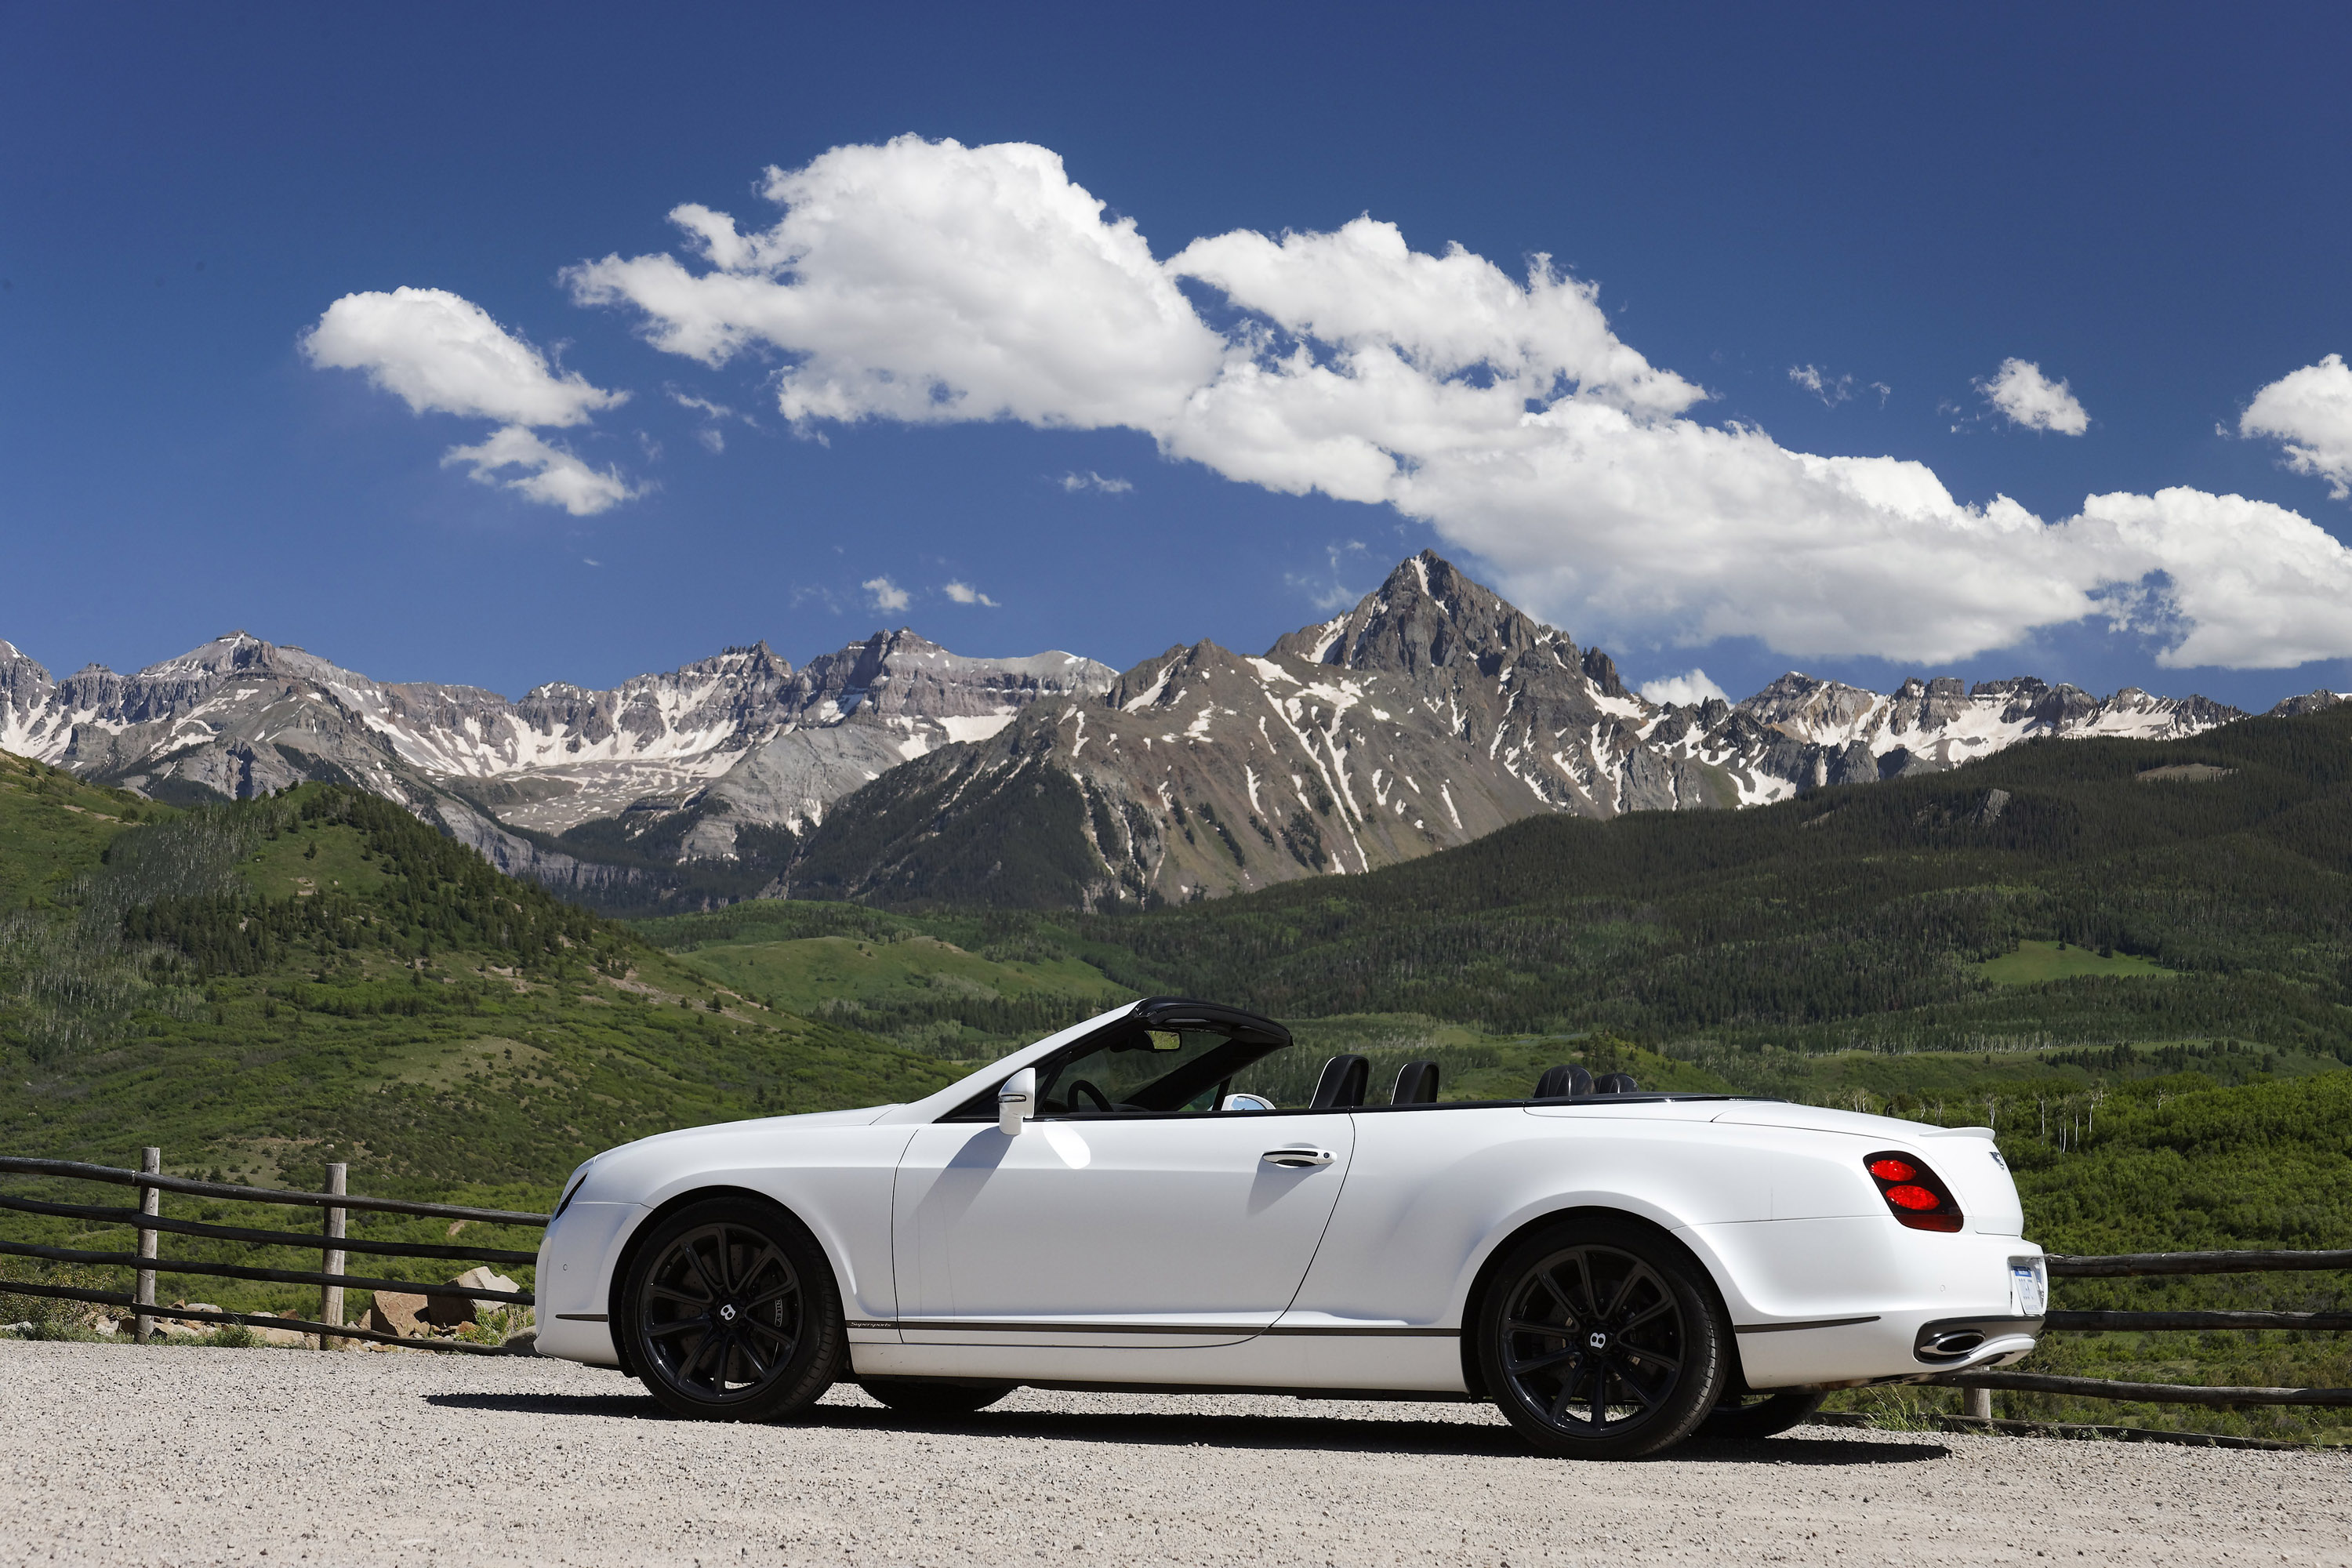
xmin=5 ymin=553 xmax=2339 ymax=911
xmin=780 ymin=551 xmax=2300 ymax=909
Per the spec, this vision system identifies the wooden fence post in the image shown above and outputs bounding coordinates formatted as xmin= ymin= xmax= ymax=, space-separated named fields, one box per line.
xmin=1963 ymin=1387 xmax=1993 ymax=1420
xmin=133 ymin=1146 xmax=159 ymax=1341
xmin=321 ymin=1162 xmax=347 ymax=1350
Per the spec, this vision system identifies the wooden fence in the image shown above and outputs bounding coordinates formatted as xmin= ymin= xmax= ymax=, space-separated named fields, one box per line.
xmin=0 ymin=1152 xmax=545 ymax=1355
xmin=1933 ymin=1248 xmax=2352 ymax=1414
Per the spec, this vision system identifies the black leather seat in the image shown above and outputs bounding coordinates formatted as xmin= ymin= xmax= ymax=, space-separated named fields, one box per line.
xmin=1533 ymin=1063 xmax=1593 ymax=1100
xmin=1390 ymin=1060 xmax=1440 ymax=1105
xmin=1308 ymin=1054 xmax=1370 ymax=1110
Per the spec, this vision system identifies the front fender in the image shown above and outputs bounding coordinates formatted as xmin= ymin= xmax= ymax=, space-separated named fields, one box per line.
xmin=534 ymin=1116 xmax=918 ymax=1367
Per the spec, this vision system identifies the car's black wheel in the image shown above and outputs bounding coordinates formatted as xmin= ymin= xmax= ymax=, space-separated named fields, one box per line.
xmin=1475 ymin=1217 xmax=1727 ymax=1460
xmin=858 ymin=1379 xmax=1017 ymax=1416
xmin=619 ymin=1197 xmax=844 ymax=1422
xmin=1693 ymin=1388 xmax=1826 ymax=1441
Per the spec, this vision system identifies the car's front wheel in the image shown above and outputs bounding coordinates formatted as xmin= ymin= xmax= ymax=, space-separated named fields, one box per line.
xmin=1475 ymin=1216 xmax=1727 ymax=1459
xmin=619 ymin=1197 xmax=844 ymax=1422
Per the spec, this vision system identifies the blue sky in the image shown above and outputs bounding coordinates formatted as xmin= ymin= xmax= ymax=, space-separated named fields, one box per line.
xmin=5 ymin=2 xmax=2350 ymax=711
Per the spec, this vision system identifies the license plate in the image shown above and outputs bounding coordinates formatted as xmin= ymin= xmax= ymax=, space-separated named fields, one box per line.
xmin=2010 ymin=1258 xmax=2048 ymax=1316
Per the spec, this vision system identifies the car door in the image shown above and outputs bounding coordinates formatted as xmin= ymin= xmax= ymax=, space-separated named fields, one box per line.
xmin=891 ymin=1111 xmax=1356 ymax=1345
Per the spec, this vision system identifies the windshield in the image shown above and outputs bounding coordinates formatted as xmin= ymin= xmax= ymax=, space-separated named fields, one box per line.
xmin=950 ymin=1018 xmax=1294 ymax=1118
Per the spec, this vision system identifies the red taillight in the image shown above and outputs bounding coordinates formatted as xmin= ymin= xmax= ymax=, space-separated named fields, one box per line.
xmin=1864 ymin=1150 xmax=1964 ymax=1233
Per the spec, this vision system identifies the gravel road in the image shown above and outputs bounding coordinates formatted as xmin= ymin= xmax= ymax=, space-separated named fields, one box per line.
xmin=4 ymin=1341 xmax=2347 ymax=1567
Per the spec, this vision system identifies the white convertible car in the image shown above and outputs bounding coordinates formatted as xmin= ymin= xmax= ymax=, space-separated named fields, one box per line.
xmin=537 ymin=998 xmax=2046 ymax=1458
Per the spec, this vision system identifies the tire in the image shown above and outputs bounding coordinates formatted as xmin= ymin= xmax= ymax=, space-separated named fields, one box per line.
xmin=858 ymin=1379 xmax=1017 ymax=1416
xmin=1693 ymin=1388 xmax=1827 ymax=1441
xmin=619 ymin=1196 xmax=844 ymax=1422
xmin=1474 ymin=1216 xmax=1728 ymax=1460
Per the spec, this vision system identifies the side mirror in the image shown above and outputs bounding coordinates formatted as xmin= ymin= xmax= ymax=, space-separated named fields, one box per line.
xmin=997 ymin=1067 xmax=1037 ymax=1135
xmin=1218 ymin=1093 xmax=1276 ymax=1112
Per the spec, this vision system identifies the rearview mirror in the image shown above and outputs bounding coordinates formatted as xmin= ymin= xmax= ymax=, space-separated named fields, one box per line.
xmin=997 ymin=1068 xmax=1037 ymax=1136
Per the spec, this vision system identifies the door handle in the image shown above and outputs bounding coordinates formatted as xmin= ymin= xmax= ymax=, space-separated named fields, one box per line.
xmin=1262 ymin=1147 xmax=1334 ymax=1168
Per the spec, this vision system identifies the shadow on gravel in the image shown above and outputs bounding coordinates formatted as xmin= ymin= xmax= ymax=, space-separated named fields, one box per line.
xmin=1674 ymin=1438 xmax=1949 ymax=1466
xmin=423 ymin=1393 xmax=1947 ymax=1464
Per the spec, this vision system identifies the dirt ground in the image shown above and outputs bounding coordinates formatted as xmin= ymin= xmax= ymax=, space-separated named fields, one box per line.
xmin=3 ymin=1341 xmax=2347 ymax=1566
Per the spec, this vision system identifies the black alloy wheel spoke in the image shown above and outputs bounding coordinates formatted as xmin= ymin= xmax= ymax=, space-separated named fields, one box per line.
xmin=738 ymin=1312 xmax=797 ymax=1348
xmin=1600 ymin=1262 xmax=1648 ymax=1323
xmin=644 ymin=1314 xmax=710 ymax=1339
xmin=1547 ymin=1363 xmax=1586 ymax=1425
xmin=712 ymin=1231 xmax=744 ymax=1293
xmin=1617 ymin=1297 xmax=1674 ymax=1334
xmin=675 ymin=1326 xmax=718 ymax=1384
xmin=684 ymin=1240 xmax=728 ymax=1302
xmin=1568 ymin=1253 xmax=1602 ymax=1320
xmin=649 ymin=1281 xmax=712 ymax=1308
xmin=1621 ymin=1348 xmax=1680 ymax=1376
xmin=1617 ymin=1366 xmax=1664 ymax=1410
xmin=1506 ymin=1343 xmax=1582 ymax=1377
xmin=1534 ymin=1269 xmax=1580 ymax=1325
xmin=740 ymin=1284 xmax=797 ymax=1314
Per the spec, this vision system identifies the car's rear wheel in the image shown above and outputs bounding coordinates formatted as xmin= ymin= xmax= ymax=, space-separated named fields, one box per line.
xmin=620 ymin=1197 xmax=844 ymax=1422
xmin=1475 ymin=1217 xmax=1726 ymax=1460
xmin=858 ymin=1379 xmax=1017 ymax=1416
xmin=1693 ymin=1388 xmax=1826 ymax=1441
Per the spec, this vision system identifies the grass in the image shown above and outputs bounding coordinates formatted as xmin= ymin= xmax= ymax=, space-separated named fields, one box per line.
xmin=1978 ymin=939 xmax=2176 ymax=985
xmin=0 ymin=753 xmax=153 ymax=910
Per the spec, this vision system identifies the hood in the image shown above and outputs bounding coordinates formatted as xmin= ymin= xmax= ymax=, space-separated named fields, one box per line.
xmin=606 ymin=1102 xmax=900 ymax=1158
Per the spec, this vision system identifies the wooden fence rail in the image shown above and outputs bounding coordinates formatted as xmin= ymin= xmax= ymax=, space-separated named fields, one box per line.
xmin=0 ymin=1150 xmax=546 ymax=1352
xmin=1931 ymin=1247 xmax=2352 ymax=1414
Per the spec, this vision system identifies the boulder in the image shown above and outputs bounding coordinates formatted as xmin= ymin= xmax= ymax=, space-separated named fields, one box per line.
xmin=365 ymin=1290 xmax=429 ymax=1338
xmin=425 ymin=1267 xmax=522 ymax=1327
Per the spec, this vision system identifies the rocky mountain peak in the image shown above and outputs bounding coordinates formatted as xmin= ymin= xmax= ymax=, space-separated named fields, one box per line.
xmin=1270 ymin=549 xmax=1575 ymax=680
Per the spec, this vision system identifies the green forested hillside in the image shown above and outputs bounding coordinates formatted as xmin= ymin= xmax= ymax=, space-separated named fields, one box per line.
xmin=1 ymin=782 xmax=961 ymax=1201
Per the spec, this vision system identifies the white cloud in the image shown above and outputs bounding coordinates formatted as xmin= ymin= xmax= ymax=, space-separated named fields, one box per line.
xmin=670 ymin=390 xmax=736 ymax=420
xmin=303 ymin=287 xmax=624 ymax=426
xmin=863 ymin=576 xmax=910 ymax=613
xmin=1059 ymin=470 xmax=1132 ymax=493
xmin=1976 ymin=358 xmax=2089 ymax=435
xmin=1789 ymin=365 xmax=1889 ymax=408
xmin=942 ymin=581 xmax=999 ymax=606
xmin=305 ymin=286 xmax=639 ymax=513
xmin=2241 ymin=353 xmax=2352 ymax=500
xmin=1639 ymin=669 xmax=1731 ymax=707
xmin=1790 ymin=365 xmax=1846 ymax=405
xmin=568 ymin=138 xmax=1224 ymax=431
xmin=441 ymin=426 xmax=637 ymax=516
xmin=697 ymin=427 xmax=725 ymax=454
xmin=568 ymin=136 xmax=2352 ymax=670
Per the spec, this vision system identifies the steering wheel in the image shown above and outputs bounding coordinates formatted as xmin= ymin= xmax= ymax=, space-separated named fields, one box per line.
xmin=1065 ymin=1079 xmax=1114 ymax=1113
